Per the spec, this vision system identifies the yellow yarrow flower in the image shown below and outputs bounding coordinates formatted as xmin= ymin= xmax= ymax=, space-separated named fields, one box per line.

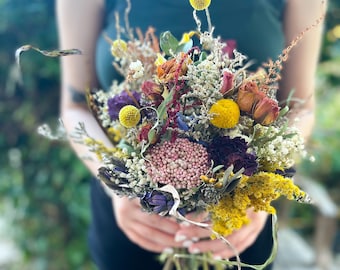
xmin=189 ymin=0 xmax=211 ymax=10
xmin=119 ymin=105 xmax=141 ymax=128
xmin=208 ymin=172 xmax=307 ymax=237
xmin=208 ymin=192 xmax=250 ymax=238
xmin=83 ymin=137 xmax=125 ymax=160
xmin=209 ymin=99 xmax=240 ymax=129
xmin=111 ymin=39 xmax=127 ymax=58
xmin=107 ymin=126 xmax=123 ymax=143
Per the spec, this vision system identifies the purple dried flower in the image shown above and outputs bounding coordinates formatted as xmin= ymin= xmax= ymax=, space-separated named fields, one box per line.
xmin=140 ymin=190 xmax=174 ymax=215
xmin=208 ymin=136 xmax=258 ymax=176
xmin=176 ymin=113 xmax=190 ymax=131
xmin=107 ymin=90 xmax=141 ymax=121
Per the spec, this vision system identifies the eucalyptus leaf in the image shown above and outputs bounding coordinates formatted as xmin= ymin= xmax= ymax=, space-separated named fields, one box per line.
xmin=160 ymin=31 xmax=179 ymax=56
xmin=157 ymin=89 xmax=175 ymax=120
xmin=278 ymin=106 xmax=289 ymax=118
xmin=147 ymin=128 xmax=157 ymax=143
xmin=225 ymin=178 xmax=241 ymax=193
xmin=223 ymin=167 xmax=244 ymax=193
xmin=117 ymin=139 xmax=135 ymax=154
xmin=197 ymin=51 xmax=208 ymax=63
xmin=222 ymin=165 xmax=234 ymax=187
xmin=212 ymin=165 xmax=224 ymax=173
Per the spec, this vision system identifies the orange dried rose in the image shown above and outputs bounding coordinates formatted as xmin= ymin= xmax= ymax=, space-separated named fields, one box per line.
xmin=253 ymin=97 xmax=280 ymax=125
xmin=156 ymin=53 xmax=190 ymax=83
xmin=237 ymin=80 xmax=280 ymax=125
xmin=237 ymin=81 xmax=261 ymax=113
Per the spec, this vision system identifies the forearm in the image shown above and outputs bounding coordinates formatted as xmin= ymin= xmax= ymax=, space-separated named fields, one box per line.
xmin=56 ymin=0 xmax=106 ymax=176
xmin=279 ymin=0 xmax=326 ymax=142
xmin=287 ymin=96 xmax=316 ymax=143
xmin=61 ymin=103 xmax=113 ymax=177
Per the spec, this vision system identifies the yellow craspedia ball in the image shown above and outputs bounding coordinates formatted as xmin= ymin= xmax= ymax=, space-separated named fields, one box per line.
xmin=209 ymin=99 xmax=240 ymax=129
xmin=118 ymin=105 xmax=141 ymax=128
xmin=111 ymin=39 xmax=127 ymax=58
xmin=189 ymin=0 xmax=211 ymax=10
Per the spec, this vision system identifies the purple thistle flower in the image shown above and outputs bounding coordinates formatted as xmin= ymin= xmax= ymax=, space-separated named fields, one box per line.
xmin=107 ymin=90 xmax=141 ymax=121
xmin=208 ymin=136 xmax=258 ymax=176
xmin=140 ymin=190 xmax=174 ymax=215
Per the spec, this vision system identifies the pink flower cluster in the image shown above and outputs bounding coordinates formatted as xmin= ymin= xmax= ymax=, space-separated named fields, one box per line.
xmin=146 ymin=138 xmax=210 ymax=189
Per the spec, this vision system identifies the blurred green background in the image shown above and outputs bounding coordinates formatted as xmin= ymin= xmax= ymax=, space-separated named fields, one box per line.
xmin=0 ymin=1 xmax=339 ymax=269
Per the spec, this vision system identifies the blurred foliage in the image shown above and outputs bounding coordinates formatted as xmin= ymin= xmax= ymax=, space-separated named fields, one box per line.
xmin=0 ymin=0 xmax=340 ymax=269
xmin=0 ymin=0 xmax=94 ymax=269
xmin=320 ymin=0 xmax=340 ymax=61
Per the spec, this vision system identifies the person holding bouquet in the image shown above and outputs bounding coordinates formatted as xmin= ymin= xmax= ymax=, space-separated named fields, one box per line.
xmin=56 ymin=0 xmax=326 ymax=269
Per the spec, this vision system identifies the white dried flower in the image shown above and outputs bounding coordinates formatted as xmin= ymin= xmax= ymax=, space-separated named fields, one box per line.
xmin=129 ymin=60 xmax=144 ymax=79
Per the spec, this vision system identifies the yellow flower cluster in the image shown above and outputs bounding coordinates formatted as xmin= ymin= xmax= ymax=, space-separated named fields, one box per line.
xmin=209 ymin=99 xmax=240 ymax=129
xmin=83 ymin=137 xmax=126 ymax=161
xmin=107 ymin=126 xmax=124 ymax=144
xmin=208 ymin=172 xmax=306 ymax=236
xmin=111 ymin=39 xmax=128 ymax=58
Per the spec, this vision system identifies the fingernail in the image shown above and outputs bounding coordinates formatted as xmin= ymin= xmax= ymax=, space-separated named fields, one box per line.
xmin=182 ymin=240 xmax=193 ymax=248
xmin=213 ymin=255 xmax=222 ymax=260
xmin=190 ymin=248 xmax=201 ymax=254
xmin=191 ymin=236 xmax=199 ymax=242
xmin=180 ymin=221 xmax=190 ymax=227
xmin=163 ymin=247 xmax=174 ymax=254
xmin=175 ymin=234 xmax=187 ymax=242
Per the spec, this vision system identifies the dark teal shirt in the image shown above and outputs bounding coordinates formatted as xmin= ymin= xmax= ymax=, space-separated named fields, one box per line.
xmin=96 ymin=0 xmax=286 ymax=90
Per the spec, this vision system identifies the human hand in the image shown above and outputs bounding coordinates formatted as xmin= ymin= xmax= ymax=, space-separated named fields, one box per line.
xmin=174 ymin=209 xmax=269 ymax=259
xmin=112 ymin=196 xmax=183 ymax=253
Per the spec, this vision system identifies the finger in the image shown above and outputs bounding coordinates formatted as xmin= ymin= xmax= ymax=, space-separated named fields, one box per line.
xmin=175 ymin=224 xmax=211 ymax=244
xmin=113 ymin=198 xmax=183 ymax=251
xmin=184 ymin=211 xmax=210 ymax=222
xmin=115 ymin=197 xmax=181 ymax=234
xmin=174 ymin=212 xmax=211 ymax=243
xmin=124 ymin=227 xmax=171 ymax=253
xmin=225 ymin=226 xmax=256 ymax=249
xmin=138 ymin=213 xmax=181 ymax=234
xmin=125 ymin=222 xmax=183 ymax=252
xmin=212 ymin=212 xmax=269 ymax=258
xmin=187 ymin=235 xmax=247 ymax=259
xmin=124 ymin=211 xmax=183 ymax=245
xmin=225 ymin=211 xmax=267 ymax=247
xmin=187 ymin=211 xmax=269 ymax=258
xmin=133 ymin=198 xmax=182 ymax=234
